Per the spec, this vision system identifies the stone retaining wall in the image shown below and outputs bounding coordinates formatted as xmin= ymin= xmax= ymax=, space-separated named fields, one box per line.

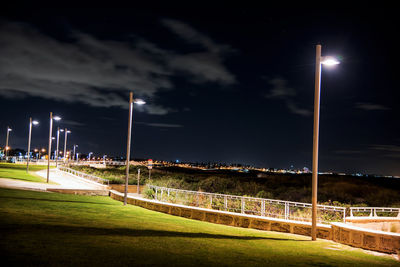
xmin=331 ymin=222 xmax=400 ymax=254
xmin=109 ymin=185 xmax=145 ymax=194
xmin=346 ymin=217 xmax=400 ymax=223
xmin=47 ymin=188 xmax=109 ymax=196
xmin=109 ymin=190 xmax=332 ymax=240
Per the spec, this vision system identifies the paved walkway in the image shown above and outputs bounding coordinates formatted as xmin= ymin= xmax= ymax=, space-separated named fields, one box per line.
xmin=0 ymin=169 xmax=106 ymax=191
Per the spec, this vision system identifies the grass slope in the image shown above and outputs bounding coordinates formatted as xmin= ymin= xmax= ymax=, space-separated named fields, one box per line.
xmin=0 ymin=188 xmax=398 ymax=266
xmin=0 ymin=163 xmax=48 ymax=183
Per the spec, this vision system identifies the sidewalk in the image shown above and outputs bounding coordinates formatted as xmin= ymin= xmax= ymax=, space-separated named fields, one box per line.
xmin=0 ymin=169 xmax=106 ymax=191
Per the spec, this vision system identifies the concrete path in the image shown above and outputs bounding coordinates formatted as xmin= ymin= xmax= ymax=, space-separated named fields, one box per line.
xmin=0 ymin=169 xmax=106 ymax=191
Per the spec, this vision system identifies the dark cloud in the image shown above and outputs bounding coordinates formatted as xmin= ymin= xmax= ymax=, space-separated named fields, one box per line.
xmin=369 ymin=144 xmax=400 ymax=153
xmin=62 ymin=120 xmax=86 ymax=127
xmin=161 ymin=18 xmax=236 ymax=85
xmin=265 ymin=77 xmax=312 ymax=116
xmin=136 ymin=122 xmax=183 ymax=128
xmin=355 ymin=102 xmax=390 ymax=111
xmin=161 ymin=18 xmax=235 ymax=55
xmin=334 ymin=150 xmax=363 ymax=155
xmin=286 ymin=100 xmax=312 ymax=116
xmin=0 ymin=20 xmax=236 ymax=113
xmin=265 ymin=78 xmax=296 ymax=99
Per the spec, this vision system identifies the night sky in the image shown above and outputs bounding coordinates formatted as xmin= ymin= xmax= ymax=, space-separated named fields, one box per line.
xmin=0 ymin=7 xmax=399 ymax=175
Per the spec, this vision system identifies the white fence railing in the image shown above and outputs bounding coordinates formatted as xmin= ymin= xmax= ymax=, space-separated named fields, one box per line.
xmin=148 ymin=185 xmax=346 ymax=224
xmin=58 ymin=166 xmax=109 ymax=185
xmin=68 ymin=161 xmax=126 ymax=166
xmin=349 ymin=207 xmax=400 ymax=217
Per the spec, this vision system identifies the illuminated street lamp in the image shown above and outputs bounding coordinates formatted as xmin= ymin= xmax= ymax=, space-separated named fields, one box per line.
xmin=124 ymin=92 xmax=146 ymax=205
xmin=26 ymin=118 xmax=39 ymax=172
xmin=47 ymin=113 xmax=61 ymax=183
xmin=73 ymin=144 xmax=78 ymax=161
xmin=55 ymin=128 xmax=64 ymax=168
xmin=63 ymin=128 xmax=71 ymax=162
xmin=5 ymin=126 xmax=12 ymax=159
xmin=311 ymin=44 xmax=340 ymax=240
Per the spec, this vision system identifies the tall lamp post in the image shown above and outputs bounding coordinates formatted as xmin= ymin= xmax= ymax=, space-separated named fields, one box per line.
xmin=124 ymin=92 xmax=146 ymax=205
xmin=311 ymin=44 xmax=340 ymax=240
xmin=55 ymin=128 xmax=64 ymax=168
xmin=26 ymin=118 xmax=39 ymax=172
xmin=73 ymin=144 xmax=78 ymax=161
xmin=47 ymin=113 xmax=61 ymax=183
xmin=5 ymin=126 xmax=12 ymax=160
xmin=63 ymin=129 xmax=71 ymax=162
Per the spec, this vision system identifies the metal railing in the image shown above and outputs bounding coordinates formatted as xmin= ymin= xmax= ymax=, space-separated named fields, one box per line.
xmin=69 ymin=161 xmax=126 ymax=166
xmin=58 ymin=166 xmax=109 ymax=185
xmin=148 ymin=185 xmax=346 ymax=224
xmin=349 ymin=207 xmax=400 ymax=217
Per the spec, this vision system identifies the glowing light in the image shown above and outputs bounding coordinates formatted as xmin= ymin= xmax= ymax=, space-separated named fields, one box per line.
xmin=32 ymin=120 xmax=39 ymax=125
xmin=134 ymin=99 xmax=146 ymax=105
xmin=53 ymin=116 xmax=62 ymax=121
xmin=321 ymin=56 xmax=340 ymax=66
xmin=7 ymin=128 xmax=12 ymax=132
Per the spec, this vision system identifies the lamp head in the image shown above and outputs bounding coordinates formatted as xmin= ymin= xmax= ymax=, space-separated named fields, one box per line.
xmin=53 ymin=116 xmax=61 ymax=121
xmin=134 ymin=99 xmax=146 ymax=105
xmin=321 ymin=56 xmax=340 ymax=66
xmin=32 ymin=120 xmax=39 ymax=125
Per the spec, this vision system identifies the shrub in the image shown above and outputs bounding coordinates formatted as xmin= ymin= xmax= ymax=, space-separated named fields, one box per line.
xmin=144 ymin=187 xmax=155 ymax=199
xmin=256 ymin=190 xmax=274 ymax=199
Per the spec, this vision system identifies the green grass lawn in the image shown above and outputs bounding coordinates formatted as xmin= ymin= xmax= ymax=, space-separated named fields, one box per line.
xmin=0 ymin=188 xmax=398 ymax=266
xmin=0 ymin=163 xmax=49 ymax=183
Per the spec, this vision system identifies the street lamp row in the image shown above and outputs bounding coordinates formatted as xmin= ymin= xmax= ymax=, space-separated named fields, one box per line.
xmin=4 ymin=114 xmax=80 ymax=181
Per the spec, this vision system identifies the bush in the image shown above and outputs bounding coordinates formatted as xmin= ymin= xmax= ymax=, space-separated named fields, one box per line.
xmin=144 ymin=187 xmax=155 ymax=199
xmin=256 ymin=190 xmax=274 ymax=199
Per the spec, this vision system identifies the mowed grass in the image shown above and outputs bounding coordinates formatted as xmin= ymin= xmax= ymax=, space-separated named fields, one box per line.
xmin=0 ymin=189 xmax=398 ymax=266
xmin=0 ymin=163 xmax=49 ymax=182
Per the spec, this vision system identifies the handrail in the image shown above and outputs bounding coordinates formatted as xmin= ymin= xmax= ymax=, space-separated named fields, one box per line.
xmin=148 ymin=185 xmax=346 ymax=223
xmin=58 ymin=166 xmax=109 ymax=185
xmin=68 ymin=161 xmax=126 ymax=166
xmin=349 ymin=207 xmax=400 ymax=217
